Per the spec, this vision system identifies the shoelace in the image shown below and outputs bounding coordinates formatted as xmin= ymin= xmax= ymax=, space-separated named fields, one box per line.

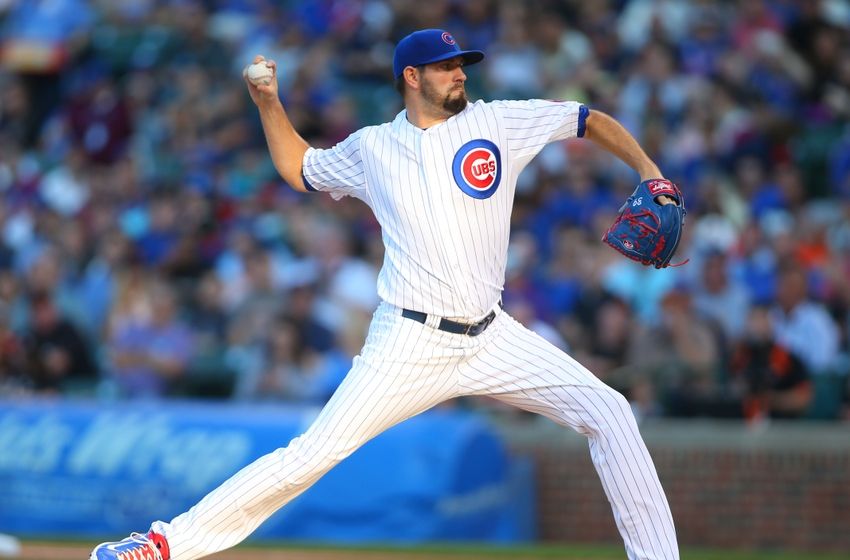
xmin=117 ymin=533 xmax=162 ymax=560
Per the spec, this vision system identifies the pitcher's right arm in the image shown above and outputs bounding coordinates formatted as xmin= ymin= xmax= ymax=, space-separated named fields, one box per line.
xmin=244 ymin=56 xmax=310 ymax=192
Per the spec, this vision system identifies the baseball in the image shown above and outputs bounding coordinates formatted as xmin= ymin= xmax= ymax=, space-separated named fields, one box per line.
xmin=245 ymin=62 xmax=273 ymax=86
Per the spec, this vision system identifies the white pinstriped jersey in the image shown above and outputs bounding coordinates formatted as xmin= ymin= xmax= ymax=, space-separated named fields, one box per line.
xmin=302 ymin=99 xmax=588 ymax=320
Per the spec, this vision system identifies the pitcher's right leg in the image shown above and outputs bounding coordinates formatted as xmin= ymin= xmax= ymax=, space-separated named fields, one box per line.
xmin=95 ymin=304 xmax=462 ymax=560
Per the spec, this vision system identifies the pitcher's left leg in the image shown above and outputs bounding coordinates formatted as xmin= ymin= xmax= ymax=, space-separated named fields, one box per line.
xmin=460 ymin=312 xmax=679 ymax=560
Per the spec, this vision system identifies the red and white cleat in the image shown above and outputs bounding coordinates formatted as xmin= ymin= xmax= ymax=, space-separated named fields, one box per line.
xmin=89 ymin=531 xmax=170 ymax=560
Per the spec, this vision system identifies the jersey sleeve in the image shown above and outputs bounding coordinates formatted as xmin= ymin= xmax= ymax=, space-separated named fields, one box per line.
xmin=301 ymin=129 xmax=367 ymax=201
xmin=493 ymin=99 xmax=589 ymax=166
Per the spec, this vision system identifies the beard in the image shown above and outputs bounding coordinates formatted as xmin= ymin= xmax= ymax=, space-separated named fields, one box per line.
xmin=421 ymin=79 xmax=468 ymax=116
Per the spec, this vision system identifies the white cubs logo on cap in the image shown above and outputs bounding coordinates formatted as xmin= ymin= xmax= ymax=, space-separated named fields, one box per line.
xmin=452 ymin=139 xmax=501 ymax=199
xmin=441 ymin=32 xmax=455 ymax=45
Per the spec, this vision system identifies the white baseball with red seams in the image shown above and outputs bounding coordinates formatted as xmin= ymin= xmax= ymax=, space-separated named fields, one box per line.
xmin=244 ymin=62 xmax=273 ymax=86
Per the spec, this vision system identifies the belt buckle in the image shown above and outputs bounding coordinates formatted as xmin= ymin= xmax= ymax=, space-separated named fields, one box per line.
xmin=468 ymin=311 xmax=494 ymax=337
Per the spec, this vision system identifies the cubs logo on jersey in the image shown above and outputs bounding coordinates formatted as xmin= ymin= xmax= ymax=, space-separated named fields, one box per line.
xmin=451 ymin=139 xmax=502 ymax=199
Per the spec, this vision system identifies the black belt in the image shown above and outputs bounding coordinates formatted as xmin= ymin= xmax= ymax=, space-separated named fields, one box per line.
xmin=401 ymin=305 xmax=499 ymax=337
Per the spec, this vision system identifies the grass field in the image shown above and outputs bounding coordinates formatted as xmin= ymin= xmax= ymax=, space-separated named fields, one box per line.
xmin=14 ymin=541 xmax=844 ymax=560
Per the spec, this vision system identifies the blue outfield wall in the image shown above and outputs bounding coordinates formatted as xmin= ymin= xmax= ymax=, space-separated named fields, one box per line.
xmin=0 ymin=399 xmax=535 ymax=543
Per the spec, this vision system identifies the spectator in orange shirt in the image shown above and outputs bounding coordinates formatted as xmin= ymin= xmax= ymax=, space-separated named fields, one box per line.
xmin=731 ymin=304 xmax=813 ymax=421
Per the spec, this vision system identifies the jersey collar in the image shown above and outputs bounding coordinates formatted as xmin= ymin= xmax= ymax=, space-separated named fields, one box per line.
xmin=393 ymin=104 xmax=474 ymax=134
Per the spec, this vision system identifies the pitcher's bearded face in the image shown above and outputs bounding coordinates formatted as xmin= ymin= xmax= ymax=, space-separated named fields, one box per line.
xmin=419 ymin=58 xmax=468 ymax=116
xmin=421 ymin=77 xmax=468 ymax=115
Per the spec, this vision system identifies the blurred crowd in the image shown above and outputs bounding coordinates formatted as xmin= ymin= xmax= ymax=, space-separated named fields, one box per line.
xmin=0 ymin=0 xmax=849 ymax=421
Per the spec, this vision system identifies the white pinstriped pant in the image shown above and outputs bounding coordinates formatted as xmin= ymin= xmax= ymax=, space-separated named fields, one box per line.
xmin=153 ymin=302 xmax=679 ymax=560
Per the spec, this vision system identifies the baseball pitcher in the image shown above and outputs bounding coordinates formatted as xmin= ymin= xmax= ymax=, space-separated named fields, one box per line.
xmin=91 ymin=29 xmax=682 ymax=560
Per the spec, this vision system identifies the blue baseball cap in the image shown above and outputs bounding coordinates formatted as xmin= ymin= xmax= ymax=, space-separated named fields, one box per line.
xmin=393 ymin=29 xmax=485 ymax=79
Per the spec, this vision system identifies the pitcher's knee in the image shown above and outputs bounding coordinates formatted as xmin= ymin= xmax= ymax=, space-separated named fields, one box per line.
xmin=581 ymin=386 xmax=639 ymax=435
xmin=273 ymin=433 xmax=354 ymax=486
xmin=604 ymin=386 xmax=633 ymax=413
xmin=603 ymin=386 xmax=638 ymax=420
